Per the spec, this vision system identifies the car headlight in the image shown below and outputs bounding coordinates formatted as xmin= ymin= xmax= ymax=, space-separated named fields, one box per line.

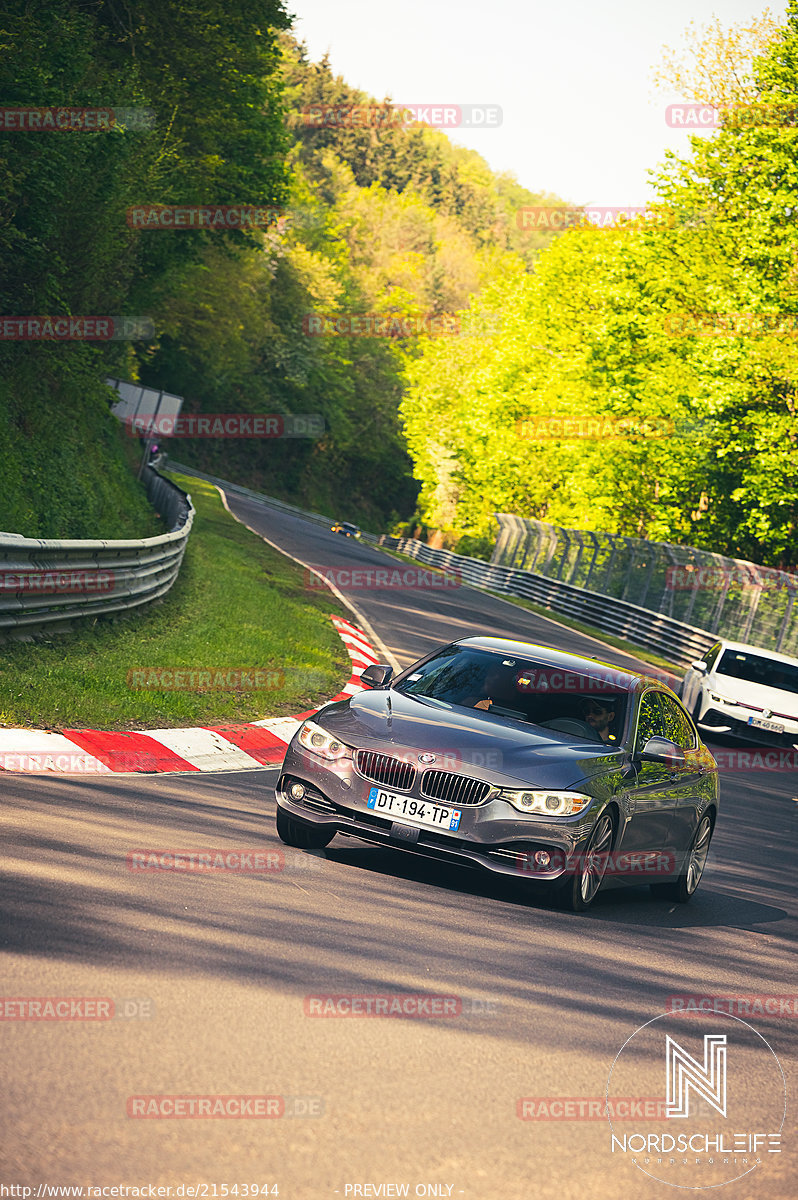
xmin=500 ymin=789 xmax=593 ymax=816
xmin=708 ymin=692 xmax=737 ymax=705
xmin=297 ymin=720 xmax=352 ymax=761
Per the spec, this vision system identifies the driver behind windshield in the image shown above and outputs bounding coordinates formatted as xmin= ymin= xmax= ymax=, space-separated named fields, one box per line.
xmin=580 ymin=697 xmax=619 ymax=743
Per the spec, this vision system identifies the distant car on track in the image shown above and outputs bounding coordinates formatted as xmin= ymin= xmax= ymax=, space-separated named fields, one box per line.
xmin=331 ymin=521 xmax=361 ymax=538
xmin=275 ymin=637 xmax=720 ymax=911
xmin=680 ymin=638 xmax=798 ymax=748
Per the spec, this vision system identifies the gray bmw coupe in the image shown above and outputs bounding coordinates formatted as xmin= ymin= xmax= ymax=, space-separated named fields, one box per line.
xmin=275 ymin=637 xmax=719 ymax=910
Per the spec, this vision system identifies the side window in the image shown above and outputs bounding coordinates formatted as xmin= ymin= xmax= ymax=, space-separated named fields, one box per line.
xmin=658 ymin=694 xmax=696 ymax=749
xmin=703 ymin=642 xmax=722 ymax=671
xmin=635 ymin=691 xmax=664 ymax=750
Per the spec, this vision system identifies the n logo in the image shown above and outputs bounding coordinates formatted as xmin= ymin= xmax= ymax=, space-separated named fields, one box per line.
xmin=666 ymin=1034 xmax=727 ymax=1119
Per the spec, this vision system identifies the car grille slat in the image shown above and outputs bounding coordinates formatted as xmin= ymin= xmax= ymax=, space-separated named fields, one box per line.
xmin=420 ymin=769 xmax=491 ymax=807
xmin=354 ymin=750 xmax=415 ymax=792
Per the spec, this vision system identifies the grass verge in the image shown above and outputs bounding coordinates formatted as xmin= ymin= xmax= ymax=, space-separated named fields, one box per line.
xmin=0 ymin=473 xmax=352 ymax=730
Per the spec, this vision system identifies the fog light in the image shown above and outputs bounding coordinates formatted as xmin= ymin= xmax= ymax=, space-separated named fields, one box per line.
xmin=534 ymin=850 xmax=552 ymax=868
xmin=289 ymin=782 xmax=306 ymax=801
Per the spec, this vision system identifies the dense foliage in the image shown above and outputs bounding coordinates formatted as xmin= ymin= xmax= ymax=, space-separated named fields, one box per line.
xmin=4 ymin=2 xmax=793 ymax=563
xmin=0 ymin=4 xmax=562 ymax=534
xmin=138 ymin=35 xmax=563 ymax=526
xmin=0 ymin=0 xmax=290 ymax=535
xmin=401 ymin=6 xmax=798 ymax=567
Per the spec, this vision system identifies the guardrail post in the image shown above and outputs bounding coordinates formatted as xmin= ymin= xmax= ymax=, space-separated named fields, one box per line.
xmin=776 ymin=590 xmax=796 ymax=653
xmin=0 ymin=469 xmax=193 ymax=635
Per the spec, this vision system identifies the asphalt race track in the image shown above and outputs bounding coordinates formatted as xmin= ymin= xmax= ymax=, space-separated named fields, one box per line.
xmin=2 ymin=490 xmax=796 ymax=1199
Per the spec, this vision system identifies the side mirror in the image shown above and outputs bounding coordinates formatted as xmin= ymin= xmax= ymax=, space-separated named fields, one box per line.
xmin=639 ymin=736 xmax=686 ymax=767
xmin=360 ymin=663 xmax=393 ymax=689
xmin=691 ymin=660 xmax=708 ymax=674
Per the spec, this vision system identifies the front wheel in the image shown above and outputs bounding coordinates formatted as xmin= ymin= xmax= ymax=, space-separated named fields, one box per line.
xmin=558 ymin=811 xmax=615 ymax=912
xmin=276 ymin=806 xmax=335 ymax=850
xmin=650 ymin=813 xmax=713 ymax=903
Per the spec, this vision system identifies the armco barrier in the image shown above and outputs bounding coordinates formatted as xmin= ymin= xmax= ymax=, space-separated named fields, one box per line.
xmin=165 ymin=460 xmax=379 ymax=544
xmin=492 ymin=513 xmax=798 ymax=656
xmin=0 ymin=467 xmax=193 ymax=635
xmin=378 ymin=536 xmax=710 ymax=669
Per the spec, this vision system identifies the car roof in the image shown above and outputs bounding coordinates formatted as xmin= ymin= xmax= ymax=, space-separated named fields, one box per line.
xmin=707 ymin=638 xmax=798 ymax=668
xmin=453 ymin=635 xmax=669 ymax=695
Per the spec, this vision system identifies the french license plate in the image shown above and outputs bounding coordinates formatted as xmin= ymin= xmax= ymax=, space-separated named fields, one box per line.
xmin=748 ymin=714 xmax=785 ymax=733
xmin=367 ymin=787 xmax=461 ymax=832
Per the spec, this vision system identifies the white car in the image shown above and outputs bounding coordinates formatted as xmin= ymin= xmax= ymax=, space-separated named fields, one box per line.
xmin=680 ymin=639 xmax=798 ymax=747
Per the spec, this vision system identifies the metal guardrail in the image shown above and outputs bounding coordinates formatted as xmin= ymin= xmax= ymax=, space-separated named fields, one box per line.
xmin=379 ymin=535 xmax=712 ymax=669
xmin=0 ymin=468 xmax=193 ymax=635
xmin=165 ymin=460 xmax=380 ymax=544
xmin=492 ymin=513 xmax=798 ymax=657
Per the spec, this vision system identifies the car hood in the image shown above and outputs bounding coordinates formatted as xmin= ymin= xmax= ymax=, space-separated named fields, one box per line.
xmin=709 ymin=673 xmax=798 ymax=716
xmin=315 ymin=688 xmax=626 ymax=790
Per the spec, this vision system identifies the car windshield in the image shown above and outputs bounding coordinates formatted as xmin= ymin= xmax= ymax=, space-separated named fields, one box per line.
xmin=716 ymin=649 xmax=798 ymax=694
xmin=394 ymin=646 xmax=629 ymax=745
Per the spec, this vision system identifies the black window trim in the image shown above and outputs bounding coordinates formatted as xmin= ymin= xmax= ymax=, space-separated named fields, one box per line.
xmin=632 ymin=688 xmax=664 ymax=753
xmin=657 ymin=690 xmax=698 ymax=751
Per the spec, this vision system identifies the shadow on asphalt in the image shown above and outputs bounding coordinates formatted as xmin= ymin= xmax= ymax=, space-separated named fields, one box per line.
xmin=322 ymin=838 xmax=788 ymax=931
xmin=1 ymin=768 xmax=795 ymax=1053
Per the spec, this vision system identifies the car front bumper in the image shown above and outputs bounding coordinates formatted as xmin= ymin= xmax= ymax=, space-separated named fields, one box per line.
xmin=697 ymin=701 xmax=798 ymax=747
xmin=275 ymin=742 xmax=605 ymax=882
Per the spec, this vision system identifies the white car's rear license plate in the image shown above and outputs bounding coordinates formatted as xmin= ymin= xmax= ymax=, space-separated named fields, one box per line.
xmin=367 ymin=787 xmax=461 ymax=831
xmin=748 ymin=714 xmax=784 ymax=733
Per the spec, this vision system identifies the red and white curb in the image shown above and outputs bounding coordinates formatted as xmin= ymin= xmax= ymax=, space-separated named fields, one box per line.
xmin=0 ymin=616 xmax=379 ymax=775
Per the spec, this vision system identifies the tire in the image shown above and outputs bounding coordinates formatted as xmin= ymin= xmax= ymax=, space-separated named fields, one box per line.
xmin=558 ymin=810 xmax=615 ymax=912
xmin=650 ymin=813 xmax=713 ymax=903
xmin=691 ymin=695 xmax=703 ymax=724
xmin=276 ymin=805 xmax=335 ymax=850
